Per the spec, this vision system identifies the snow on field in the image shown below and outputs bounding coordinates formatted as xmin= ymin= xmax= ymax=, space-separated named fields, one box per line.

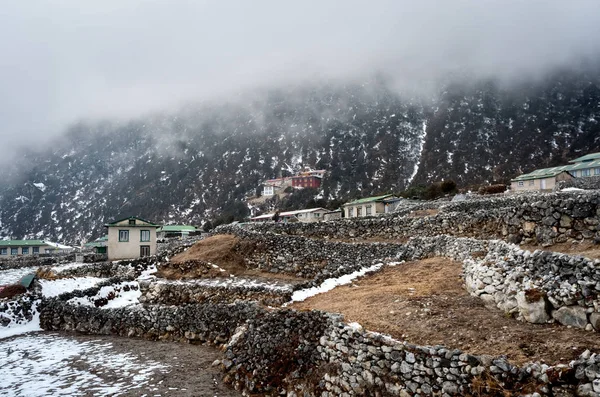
xmin=0 ymin=334 xmax=169 ymax=397
xmin=0 ymin=266 xmax=38 ymax=285
xmin=68 ymin=281 xmax=141 ymax=309
xmin=39 ymin=277 xmax=105 ymax=298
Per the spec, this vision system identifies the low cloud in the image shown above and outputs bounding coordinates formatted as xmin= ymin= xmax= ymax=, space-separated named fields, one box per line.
xmin=1 ymin=0 xmax=599 ymax=152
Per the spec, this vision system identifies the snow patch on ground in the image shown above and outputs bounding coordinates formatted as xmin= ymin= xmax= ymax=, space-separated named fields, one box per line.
xmin=0 ymin=334 xmax=169 ymax=396
xmin=0 ymin=300 xmax=42 ymax=340
xmin=561 ymin=187 xmax=585 ymax=192
xmin=40 ymin=277 xmax=105 ymax=298
xmin=288 ymin=262 xmax=385 ymax=303
xmin=68 ymin=281 xmax=141 ymax=309
xmin=0 ymin=266 xmax=38 ymax=285
xmin=407 ymin=120 xmax=427 ymax=185
xmin=33 ymin=183 xmax=47 ymax=192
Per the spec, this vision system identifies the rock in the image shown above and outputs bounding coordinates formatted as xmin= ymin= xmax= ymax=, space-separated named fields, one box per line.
xmin=552 ymin=306 xmax=589 ymax=329
xmin=516 ymin=290 xmax=549 ymax=324
xmin=589 ymin=313 xmax=600 ymax=331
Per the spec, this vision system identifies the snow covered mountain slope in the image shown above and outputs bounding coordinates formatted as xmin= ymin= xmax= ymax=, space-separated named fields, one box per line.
xmin=1 ymin=71 xmax=599 ymax=243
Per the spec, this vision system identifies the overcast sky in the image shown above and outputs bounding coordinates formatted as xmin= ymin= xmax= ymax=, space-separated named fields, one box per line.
xmin=1 ymin=0 xmax=600 ymax=148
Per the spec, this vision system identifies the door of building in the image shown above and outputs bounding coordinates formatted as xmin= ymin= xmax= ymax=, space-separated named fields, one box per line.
xmin=540 ymin=179 xmax=546 ymax=190
xmin=140 ymin=245 xmax=150 ymax=257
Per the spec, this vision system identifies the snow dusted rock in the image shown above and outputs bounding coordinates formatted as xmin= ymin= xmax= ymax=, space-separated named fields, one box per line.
xmin=516 ymin=290 xmax=549 ymax=324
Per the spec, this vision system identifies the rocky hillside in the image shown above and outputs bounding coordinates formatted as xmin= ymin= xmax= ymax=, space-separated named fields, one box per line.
xmin=1 ymin=68 xmax=599 ymax=243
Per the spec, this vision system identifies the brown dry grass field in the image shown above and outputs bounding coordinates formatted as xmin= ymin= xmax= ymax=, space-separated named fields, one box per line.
xmin=164 ymin=234 xmax=306 ymax=282
xmin=292 ymin=257 xmax=600 ymax=365
xmin=521 ymin=241 xmax=600 ymax=260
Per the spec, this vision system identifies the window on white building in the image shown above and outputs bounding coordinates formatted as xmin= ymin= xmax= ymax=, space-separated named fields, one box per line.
xmin=348 ymin=208 xmax=354 ymax=217
xmin=119 ymin=230 xmax=129 ymax=242
xmin=518 ymin=181 xmax=524 ymax=186
xmin=529 ymin=180 xmax=534 ymax=186
xmin=595 ymin=167 xmax=600 ymax=175
xmin=582 ymin=168 xmax=591 ymax=177
xmin=22 ymin=247 xmax=29 ymax=255
xmin=366 ymin=205 xmax=372 ymax=216
xmin=357 ymin=207 xmax=363 ymax=217
xmin=11 ymin=248 xmax=18 ymax=255
xmin=140 ymin=230 xmax=150 ymax=242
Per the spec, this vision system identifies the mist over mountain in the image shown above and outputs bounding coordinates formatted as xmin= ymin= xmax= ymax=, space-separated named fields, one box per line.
xmin=1 ymin=67 xmax=599 ymax=244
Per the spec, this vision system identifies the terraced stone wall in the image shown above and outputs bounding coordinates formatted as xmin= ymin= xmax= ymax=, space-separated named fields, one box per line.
xmin=228 ymin=191 xmax=600 ymax=245
xmin=139 ymin=279 xmax=292 ymax=306
xmin=38 ymin=272 xmax=600 ymax=396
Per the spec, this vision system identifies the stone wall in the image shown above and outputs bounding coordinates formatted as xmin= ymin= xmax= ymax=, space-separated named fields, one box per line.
xmin=220 ymin=190 xmax=600 ymax=245
xmin=39 ymin=293 xmax=600 ymax=395
xmin=139 ymin=279 xmax=292 ymax=306
xmin=557 ymin=176 xmax=600 ymax=191
xmin=40 ymin=299 xmax=261 ymax=344
xmin=215 ymin=227 xmax=600 ymax=333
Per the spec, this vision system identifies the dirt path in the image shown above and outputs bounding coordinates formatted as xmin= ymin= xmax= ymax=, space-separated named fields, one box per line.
xmin=292 ymin=257 xmax=600 ymax=365
xmin=1 ymin=332 xmax=241 ymax=397
xmin=521 ymin=241 xmax=600 ymax=260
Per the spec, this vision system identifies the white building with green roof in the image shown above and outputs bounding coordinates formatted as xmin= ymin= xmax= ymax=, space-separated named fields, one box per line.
xmin=157 ymin=225 xmax=197 ymax=238
xmin=0 ymin=239 xmax=72 ymax=256
xmin=105 ymin=216 xmax=160 ymax=260
xmin=342 ymin=194 xmax=401 ymax=218
xmin=511 ymin=151 xmax=600 ymax=191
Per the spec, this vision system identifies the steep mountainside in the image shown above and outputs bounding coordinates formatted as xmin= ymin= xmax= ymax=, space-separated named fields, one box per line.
xmin=1 ymin=70 xmax=599 ymax=244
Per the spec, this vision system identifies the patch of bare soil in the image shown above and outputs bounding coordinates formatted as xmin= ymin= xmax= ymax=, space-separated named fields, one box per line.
xmin=163 ymin=234 xmax=306 ymax=283
xmin=521 ymin=241 xmax=600 ymax=260
xmin=0 ymin=284 xmax=27 ymax=298
xmin=292 ymin=257 xmax=600 ymax=365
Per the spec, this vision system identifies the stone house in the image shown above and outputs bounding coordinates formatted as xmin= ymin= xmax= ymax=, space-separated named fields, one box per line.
xmin=511 ymin=151 xmax=600 ymax=191
xmin=105 ymin=216 xmax=160 ymax=260
xmin=343 ymin=194 xmax=401 ymax=218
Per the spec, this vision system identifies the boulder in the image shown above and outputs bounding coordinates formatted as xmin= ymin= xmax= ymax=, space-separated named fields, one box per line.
xmin=516 ymin=291 xmax=549 ymax=324
xmin=552 ymin=306 xmax=588 ymax=329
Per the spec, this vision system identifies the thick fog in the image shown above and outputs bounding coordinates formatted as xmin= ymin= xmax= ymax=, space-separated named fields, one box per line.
xmin=1 ymin=0 xmax=600 ymax=150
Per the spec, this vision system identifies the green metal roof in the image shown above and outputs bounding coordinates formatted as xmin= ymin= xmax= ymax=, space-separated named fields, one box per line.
xmin=0 ymin=240 xmax=50 ymax=247
xmin=569 ymin=152 xmax=600 ymax=163
xmin=158 ymin=225 xmax=197 ymax=232
xmin=512 ymin=159 xmax=600 ymax=182
xmin=344 ymin=194 xmax=394 ymax=206
xmin=105 ymin=216 xmax=160 ymax=227
xmin=511 ymin=165 xmax=573 ymax=181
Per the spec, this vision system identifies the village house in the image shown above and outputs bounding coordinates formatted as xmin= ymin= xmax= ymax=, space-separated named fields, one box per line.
xmin=262 ymin=177 xmax=293 ymax=197
xmin=157 ymin=225 xmax=197 ymax=239
xmin=511 ymin=152 xmax=600 ymax=191
xmin=250 ymin=207 xmax=329 ymax=223
xmin=291 ymin=169 xmax=325 ymax=189
xmin=84 ymin=235 xmax=108 ymax=254
xmin=105 ymin=216 xmax=160 ymax=260
xmin=0 ymin=240 xmax=72 ymax=256
xmin=342 ymin=194 xmax=402 ymax=218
